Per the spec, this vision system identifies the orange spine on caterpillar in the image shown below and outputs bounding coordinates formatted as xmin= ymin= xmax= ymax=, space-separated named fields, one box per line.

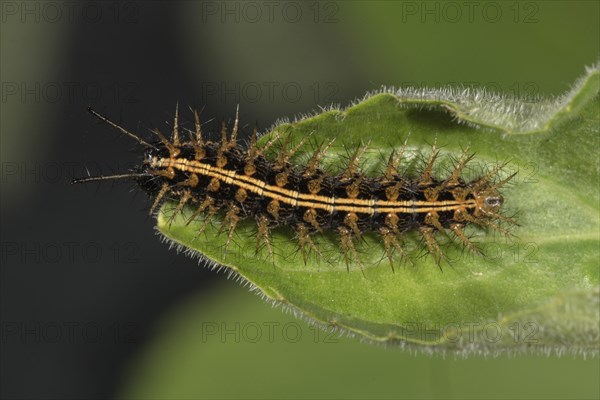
xmin=73 ymin=105 xmax=517 ymax=270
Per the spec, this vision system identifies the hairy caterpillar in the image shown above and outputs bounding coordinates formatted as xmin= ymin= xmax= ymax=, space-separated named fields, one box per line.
xmin=73 ymin=105 xmax=516 ymax=269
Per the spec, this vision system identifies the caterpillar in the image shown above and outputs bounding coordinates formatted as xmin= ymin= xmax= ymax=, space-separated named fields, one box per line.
xmin=73 ymin=105 xmax=516 ymax=269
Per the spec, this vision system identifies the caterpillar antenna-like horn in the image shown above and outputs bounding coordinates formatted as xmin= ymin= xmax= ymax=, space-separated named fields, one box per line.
xmin=87 ymin=107 xmax=157 ymax=149
xmin=71 ymin=173 xmax=150 ymax=185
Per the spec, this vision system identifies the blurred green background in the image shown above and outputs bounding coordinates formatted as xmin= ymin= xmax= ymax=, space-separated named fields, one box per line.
xmin=1 ymin=1 xmax=598 ymax=399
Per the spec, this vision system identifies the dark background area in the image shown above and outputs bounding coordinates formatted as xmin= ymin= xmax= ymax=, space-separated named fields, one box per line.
xmin=1 ymin=4 xmax=215 ymax=398
xmin=1 ymin=1 xmax=599 ymax=399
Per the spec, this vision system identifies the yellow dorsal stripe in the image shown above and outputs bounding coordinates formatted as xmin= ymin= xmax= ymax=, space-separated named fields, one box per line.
xmin=156 ymin=158 xmax=477 ymax=214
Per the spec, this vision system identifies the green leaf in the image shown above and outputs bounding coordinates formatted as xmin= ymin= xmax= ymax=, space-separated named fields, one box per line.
xmin=118 ymin=285 xmax=600 ymax=399
xmin=157 ymin=64 xmax=600 ymax=356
